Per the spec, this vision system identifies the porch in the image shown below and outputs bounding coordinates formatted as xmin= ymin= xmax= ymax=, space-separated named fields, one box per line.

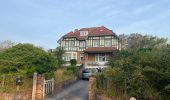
xmin=84 ymin=53 xmax=111 ymax=69
xmin=85 ymin=61 xmax=109 ymax=69
xmin=83 ymin=47 xmax=116 ymax=69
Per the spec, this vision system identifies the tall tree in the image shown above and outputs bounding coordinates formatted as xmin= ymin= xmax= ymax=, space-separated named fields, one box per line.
xmin=119 ymin=34 xmax=128 ymax=50
xmin=52 ymin=46 xmax=65 ymax=67
xmin=119 ymin=33 xmax=167 ymax=49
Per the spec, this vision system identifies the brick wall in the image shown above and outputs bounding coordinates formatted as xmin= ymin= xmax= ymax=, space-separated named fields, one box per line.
xmin=35 ymin=75 xmax=44 ymax=99
xmin=88 ymin=76 xmax=96 ymax=100
xmin=77 ymin=52 xmax=84 ymax=64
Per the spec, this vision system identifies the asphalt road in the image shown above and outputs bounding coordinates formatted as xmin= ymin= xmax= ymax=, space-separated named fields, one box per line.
xmin=45 ymin=80 xmax=88 ymax=100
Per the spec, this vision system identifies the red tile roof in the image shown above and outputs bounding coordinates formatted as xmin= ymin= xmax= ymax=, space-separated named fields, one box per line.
xmin=64 ymin=26 xmax=116 ymax=40
xmin=84 ymin=47 xmax=117 ymax=53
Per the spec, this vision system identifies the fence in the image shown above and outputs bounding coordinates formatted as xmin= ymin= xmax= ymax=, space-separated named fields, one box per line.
xmin=43 ymin=78 xmax=54 ymax=98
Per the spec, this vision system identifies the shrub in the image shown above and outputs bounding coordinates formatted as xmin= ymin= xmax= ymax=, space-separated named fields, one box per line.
xmin=67 ymin=65 xmax=78 ymax=75
xmin=0 ymin=43 xmax=57 ymax=78
xmin=70 ymin=59 xmax=77 ymax=65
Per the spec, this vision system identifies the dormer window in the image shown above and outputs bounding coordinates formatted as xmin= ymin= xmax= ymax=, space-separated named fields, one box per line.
xmin=80 ymin=31 xmax=88 ymax=36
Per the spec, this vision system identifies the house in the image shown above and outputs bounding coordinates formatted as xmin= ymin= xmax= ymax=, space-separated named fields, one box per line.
xmin=58 ymin=26 xmax=121 ymax=69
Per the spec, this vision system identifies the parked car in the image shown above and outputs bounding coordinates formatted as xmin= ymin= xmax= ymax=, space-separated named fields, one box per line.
xmin=82 ymin=69 xmax=92 ymax=80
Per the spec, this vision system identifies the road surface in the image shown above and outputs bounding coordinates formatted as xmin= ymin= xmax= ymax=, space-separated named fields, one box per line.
xmin=45 ymin=80 xmax=88 ymax=100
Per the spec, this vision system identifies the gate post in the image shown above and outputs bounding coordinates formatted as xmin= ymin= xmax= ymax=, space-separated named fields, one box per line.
xmin=88 ymin=76 xmax=96 ymax=100
xmin=36 ymin=74 xmax=45 ymax=99
xmin=32 ymin=72 xmax=37 ymax=100
xmin=52 ymin=78 xmax=54 ymax=94
xmin=43 ymin=79 xmax=45 ymax=98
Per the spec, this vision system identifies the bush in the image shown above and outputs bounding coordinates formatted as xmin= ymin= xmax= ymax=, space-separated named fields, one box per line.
xmin=70 ymin=59 xmax=77 ymax=65
xmin=67 ymin=65 xmax=78 ymax=75
xmin=0 ymin=43 xmax=57 ymax=78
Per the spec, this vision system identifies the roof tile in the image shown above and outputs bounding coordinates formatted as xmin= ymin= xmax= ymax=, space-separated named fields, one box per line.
xmin=64 ymin=26 xmax=115 ymax=39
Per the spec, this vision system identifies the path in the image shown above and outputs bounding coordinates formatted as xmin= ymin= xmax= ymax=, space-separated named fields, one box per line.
xmin=45 ymin=80 xmax=88 ymax=100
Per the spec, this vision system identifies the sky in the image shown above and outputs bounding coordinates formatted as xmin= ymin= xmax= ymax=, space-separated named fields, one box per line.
xmin=0 ymin=0 xmax=170 ymax=50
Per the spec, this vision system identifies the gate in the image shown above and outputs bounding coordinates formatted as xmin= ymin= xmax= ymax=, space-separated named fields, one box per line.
xmin=43 ymin=78 xmax=54 ymax=98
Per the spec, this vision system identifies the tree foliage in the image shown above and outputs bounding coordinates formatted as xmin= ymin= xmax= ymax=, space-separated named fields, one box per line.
xmin=52 ymin=46 xmax=65 ymax=67
xmin=0 ymin=43 xmax=57 ymax=78
xmin=119 ymin=33 xmax=167 ymax=49
xmin=106 ymin=34 xmax=170 ymax=99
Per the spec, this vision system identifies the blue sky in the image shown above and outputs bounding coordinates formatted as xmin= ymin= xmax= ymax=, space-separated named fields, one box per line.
xmin=0 ymin=0 xmax=170 ymax=49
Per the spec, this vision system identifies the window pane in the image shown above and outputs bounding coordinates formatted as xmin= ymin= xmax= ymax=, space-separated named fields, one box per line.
xmin=80 ymin=41 xmax=86 ymax=47
xmin=73 ymin=53 xmax=76 ymax=59
xmin=95 ymin=55 xmax=98 ymax=61
xmin=80 ymin=31 xmax=88 ymax=36
xmin=65 ymin=41 xmax=69 ymax=47
xmin=69 ymin=41 xmax=74 ymax=47
xmin=99 ymin=56 xmax=102 ymax=62
xmin=93 ymin=40 xmax=99 ymax=47
xmin=105 ymin=40 xmax=111 ymax=47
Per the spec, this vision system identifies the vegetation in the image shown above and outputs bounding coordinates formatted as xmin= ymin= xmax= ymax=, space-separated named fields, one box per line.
xmin=119 ymin=33 xmax=167 ymax=49
xmin=54 ymin=68 xmax=75 ymax=84
xmin=0 ymin=43 xmax=57 ymax=78
xmin=52 ymin=46 xmax=65 ymax=67
xmin=67 ymin=59 xmax=78 ymax=76
xmin=96 ymin=34 xmax=170 ymax=100
xmin=70 ymin=59 xmax=77 ymax=65
xmin=0 ymin=74 xmax=32 ymax=93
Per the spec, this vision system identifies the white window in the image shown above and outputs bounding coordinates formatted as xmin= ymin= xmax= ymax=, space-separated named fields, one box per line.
xmin=69 ymin=41 xmax=74 ymax=47
xmin=73 ymin=53 xmax=76 ymax=59
xmin=63 ymin=53 xmax=77 ymax=61
xmin=80 ymin=31 xmax=88 ymax=36
xmin=105 ymin=40 xmax=111 ymax=47
xmin=63 ymin=53 xmax=71 ymax=61
xmin=80 ymin=41 xmax=86 ymax=48
xmin=93 ymin=40 xmax=99 ymax=47
xmin=101 ymin=39 xmax=104 ymax=45
xmin=95 ymin=54 xmax=109 ymax=62
xmin=65 ymin=41 xmax=69 ymax=47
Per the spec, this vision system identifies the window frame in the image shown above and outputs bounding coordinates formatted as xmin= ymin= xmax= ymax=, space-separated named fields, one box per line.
xmin=105 ymin=39 xmax=112 ymax=47
xmin=93 ymin=40 xmax=99 ymax=47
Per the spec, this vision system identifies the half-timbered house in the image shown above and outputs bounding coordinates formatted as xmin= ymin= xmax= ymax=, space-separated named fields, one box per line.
xmin=58 ymin=26 xmax=121 ymax=69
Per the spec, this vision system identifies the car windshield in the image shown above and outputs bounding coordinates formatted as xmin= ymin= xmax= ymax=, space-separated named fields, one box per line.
xmin=83 ymin=69 xmax=91 ymax=73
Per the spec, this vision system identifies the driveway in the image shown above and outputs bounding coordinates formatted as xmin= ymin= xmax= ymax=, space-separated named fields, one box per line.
xmin=45 ymin=80 xmax=88 ymax=100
